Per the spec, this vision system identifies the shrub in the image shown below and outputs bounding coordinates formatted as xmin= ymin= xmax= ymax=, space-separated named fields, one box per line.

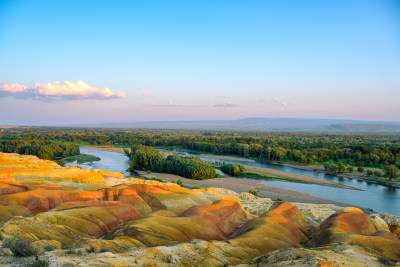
xmin=56 ymin=160 xmax=66 ymax=167
xmin=338 ymin=163 xmax=346 ymax=173
xmin=366 ymin=170 xmax=373 ymax=176
xmin=3 ymin=235 xmax=38 ymax=257
xmin=150 ymin=177 xmax=164 ymax=183
xmin=28 ymin=259 xmax=50 ymax=267
xmin=191 ymin=186 xmax=201 ymax=189
xmin=248 ymin=190 xmax=258 ymax=197
xmin=374 ymin=171 xmax=382 ymax=177
xmin=177 ymin=179 xmax=184 ymax=187
xmin=347 ymin=166 xmax=354 ymax=173
xmin=44 ymin=245 xmax=55 ymax=252
xmin=357 ymin=167 xmax=364 ymax=172
xmin=85 ymin=246 xmax=96 ymax=253
xmin=220 ymin=163 xmax=247 ymax=176
xmin=378 ymin=257 xmax=396 ymax=266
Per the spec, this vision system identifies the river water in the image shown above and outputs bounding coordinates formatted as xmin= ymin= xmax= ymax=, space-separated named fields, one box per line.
xmin=66 ymin=148 xmax=131 ymax=176
xmin=69 ymin=148 xmax=400 ymax=215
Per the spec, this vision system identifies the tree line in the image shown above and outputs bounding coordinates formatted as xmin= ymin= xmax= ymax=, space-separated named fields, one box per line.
xmin=1 ymin=127 xmax=400 ymax=170
xmin=0 ymin=139 xmax=79 ymax=160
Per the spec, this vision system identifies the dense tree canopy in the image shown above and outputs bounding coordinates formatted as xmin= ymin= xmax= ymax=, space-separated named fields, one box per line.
xmin=162 ymin=155 xmax=216 ymax=180
xmin=1 ymin=127 xmax=400 ymax=169
xmin=220 ymin=163 xmax=247 ymax=176
xmin=0 ymin=139 xmax=79 ymax=160
xmin=125 ymin=144 xmax=216 ymax=179
xmin=126 ymin=145 xmax=164 ymax=172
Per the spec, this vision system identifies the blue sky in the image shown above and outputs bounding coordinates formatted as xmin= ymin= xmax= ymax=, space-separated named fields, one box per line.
xmin=0 ymin=0 xmax=399 ymax=125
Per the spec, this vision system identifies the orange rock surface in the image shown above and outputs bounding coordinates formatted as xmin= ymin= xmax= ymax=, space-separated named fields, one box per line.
xmin=0 ymin=152 xmax=399 ymax=266
xmin=309 ymin=207 xmax=400 ymax=261
xmin=107 ymin=199 xmax=247 ymax=246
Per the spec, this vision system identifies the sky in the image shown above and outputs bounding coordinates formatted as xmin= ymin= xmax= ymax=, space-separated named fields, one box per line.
xmin=0 ymin=0 xmax=400 ymax=125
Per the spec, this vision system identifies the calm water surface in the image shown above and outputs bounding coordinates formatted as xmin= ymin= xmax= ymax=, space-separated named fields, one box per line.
xmin=70 ymin=148 xmax=400 ymax=215
xmin=66 ymin=148 xmax=130 ymax=176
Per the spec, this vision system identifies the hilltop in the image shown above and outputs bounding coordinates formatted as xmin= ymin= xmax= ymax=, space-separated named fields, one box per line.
xmin=71 ymin=118 xmax=400 ymax=133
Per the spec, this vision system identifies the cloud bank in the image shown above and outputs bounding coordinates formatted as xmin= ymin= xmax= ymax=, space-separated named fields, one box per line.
xmin=0 ymin=80 xmax=125 ymax=101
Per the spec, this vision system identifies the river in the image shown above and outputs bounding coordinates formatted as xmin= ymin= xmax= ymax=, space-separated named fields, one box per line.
xmin=66 ymin=148 xmax=131 ymax=176
xmin=69 ymin=148 xmax=400 ymax=215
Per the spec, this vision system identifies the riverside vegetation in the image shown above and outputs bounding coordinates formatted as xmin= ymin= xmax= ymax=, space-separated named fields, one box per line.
xmin=0 ymin=127 xmax=399 ymax=181
xmin=124 ymin=145 xmax=219 ymax=179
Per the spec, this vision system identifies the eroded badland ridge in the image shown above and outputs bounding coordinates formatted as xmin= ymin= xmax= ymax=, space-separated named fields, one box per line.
xmin=0 ymin=152 xmax=399 ymax=266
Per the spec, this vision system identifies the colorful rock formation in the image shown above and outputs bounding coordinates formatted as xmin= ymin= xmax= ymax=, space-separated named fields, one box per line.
xmin=0 ymin=152 xmax=399 ymax=267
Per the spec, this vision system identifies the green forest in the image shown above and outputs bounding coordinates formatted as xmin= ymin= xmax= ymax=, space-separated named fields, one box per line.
xmin=0 ymin=139 xmax=79 ymax=160
xmin=1 ymin=127 xmax=400 ymax=170
xmin=125 ymin=144 xmax=216 ymax=179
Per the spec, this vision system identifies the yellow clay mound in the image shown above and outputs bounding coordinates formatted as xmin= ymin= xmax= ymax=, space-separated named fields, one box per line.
xmin=36 ymin=204 xmax=142 ymax=237
xmin=0 ymin=205 xmax=31 ymax=223
xmin=0 ymin=189 xmax=102 ymax=213
xmin=106 ymin=199 xmax=247 ymax=247
xmin=309 ymin=207 xmax=400 ymax=261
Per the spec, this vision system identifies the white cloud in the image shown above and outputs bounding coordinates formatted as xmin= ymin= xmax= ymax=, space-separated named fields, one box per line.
xmin=214 ymin=102 xmax=239 ymax=108
xmin=0 ymin=80 xmax=125 ymax=101
xmin=142 ymin=91 xmax=150 ymax=97
xmin=143 ymin=101 xmax=186 ymax=107
xmin=168 ymin=101 xmax=184 ymax=107
xmin=0 ymin=83 xmax=28 ymax=93
xmin=272 ymin=98 xmax=295 ymax=107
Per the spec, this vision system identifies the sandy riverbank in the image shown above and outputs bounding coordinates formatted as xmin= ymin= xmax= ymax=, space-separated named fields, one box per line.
xmin=81 ymin=146 xmax=361 ymax=190
xmin=81 ymin=146 xmax=129 ymax=154
xmin=198 ymin=153 xmax=256 ymax=162
xmin=136 ymin=171 xmax=367 ymax=211
xmin=244 ymin=165 xmax=361 ymax=190
xmin=80 ymin=146 xmax=367 ymax=210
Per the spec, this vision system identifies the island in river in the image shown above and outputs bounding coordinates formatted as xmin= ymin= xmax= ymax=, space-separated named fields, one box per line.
xmin=79 ymin=146 xmax=368 ymax=211
xmin=80 ymin=146 xmax=361 ymax=190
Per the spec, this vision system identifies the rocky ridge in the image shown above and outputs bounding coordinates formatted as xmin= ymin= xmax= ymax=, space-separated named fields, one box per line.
xmin=0 ymin=152 xmax=399 ymax=266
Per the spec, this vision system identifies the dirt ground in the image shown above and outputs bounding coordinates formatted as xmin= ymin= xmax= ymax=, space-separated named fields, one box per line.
xmin=81 ymin=146 xmax=129 ymax=154
xmin=244 ymin=165 xmax=361 ymax=190
xmin=136 ymin=171 xmax=366 ymax=211
xmin=83 ymin=146 xmax=360 ymax=190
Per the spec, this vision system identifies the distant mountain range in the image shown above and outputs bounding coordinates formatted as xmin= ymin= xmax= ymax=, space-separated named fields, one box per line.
xmin=74 ymin=118 xmax=400 ymax=133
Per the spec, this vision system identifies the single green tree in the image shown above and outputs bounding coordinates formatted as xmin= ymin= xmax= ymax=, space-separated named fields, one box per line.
xmin=383 ymin=165 xmax=399 ymax=180
xmin=338 ymin=163 xmax=346 ymax=173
